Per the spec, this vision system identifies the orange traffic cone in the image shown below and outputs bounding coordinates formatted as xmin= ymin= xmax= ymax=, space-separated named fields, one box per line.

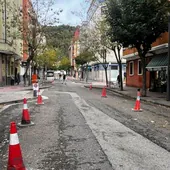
xmin=89 ymin=84 xmax=92 ymax=90
xmin=18 ymin=98 xmax=34 ymax=127
xmin=7 ymin=122 xmax=26 ymax=170
xmin=132 ymin=89 xmax=142 ymax=112
xmin=36 ymin=89 xmax=44 ymax=105
xmin=101 ymin=86 xmax=107 ymax=97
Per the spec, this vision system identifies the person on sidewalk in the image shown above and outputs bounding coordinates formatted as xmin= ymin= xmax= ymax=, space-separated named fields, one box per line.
xmin=59 ymin=73 xmax=62 ymax=81
xmin=17 ymin=73 xmax=20 ymax=85
xmin=117 ymin=74 xmax=120 ymax=87
xmin=62 ymin=73 xmax=67 ymax=85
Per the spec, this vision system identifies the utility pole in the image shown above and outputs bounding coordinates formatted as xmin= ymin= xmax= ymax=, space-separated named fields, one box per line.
xmin=167 ymin=16 xmax=170 ymax=101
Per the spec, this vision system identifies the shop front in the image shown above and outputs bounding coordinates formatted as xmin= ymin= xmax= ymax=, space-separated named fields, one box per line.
xmin=146 ymin=53 xmax=167 ymax=93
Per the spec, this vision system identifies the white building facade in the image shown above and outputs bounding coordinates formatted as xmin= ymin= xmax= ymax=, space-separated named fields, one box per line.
xmin=85 ymin=0 xmax=126 ymax=83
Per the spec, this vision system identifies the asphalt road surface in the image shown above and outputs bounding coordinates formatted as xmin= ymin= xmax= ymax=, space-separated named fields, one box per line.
xmin=1 ymin=80 xmax=170 ymax=170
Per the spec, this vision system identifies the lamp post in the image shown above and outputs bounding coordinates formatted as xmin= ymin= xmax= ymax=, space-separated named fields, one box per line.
xmin=167 ymin=16 xmax=170 ymax=100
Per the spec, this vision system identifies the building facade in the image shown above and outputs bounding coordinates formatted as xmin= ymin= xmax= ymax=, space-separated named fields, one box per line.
xmin=69 ymin=26 xmax=80 ymax=78
xmin=0 ymin=0 xmax=23 ymax=86
xmin=123 ymin=32 xmax=168 ymax=93
xmin=86 ymin=0 xmax=126 ymax=83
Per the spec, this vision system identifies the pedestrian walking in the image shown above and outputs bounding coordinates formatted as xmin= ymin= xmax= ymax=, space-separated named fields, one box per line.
xmin=17 ymin=73 xmax=20 ymax=85
xmin=62 ymin=73 xmax=67 ymax=85
xmin=117 ymin=74 xmax=120 ymax=87
xmin=59 ymin=73 xmax=62 ymax=81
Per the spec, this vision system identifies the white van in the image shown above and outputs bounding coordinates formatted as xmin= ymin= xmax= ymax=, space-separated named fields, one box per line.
xmin=46 ymin=70 xmax=54 ymax=82
xmin=54 ymin=70 xmax=61 ymax=80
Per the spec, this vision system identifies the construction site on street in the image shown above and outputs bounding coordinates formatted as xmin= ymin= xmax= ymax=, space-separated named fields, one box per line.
xmin=0 ymin=79 xmax=170 ymax=169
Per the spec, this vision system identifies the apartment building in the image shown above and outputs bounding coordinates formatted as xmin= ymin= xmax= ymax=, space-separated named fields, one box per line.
xmin=0 ymin=0 xmax=23 ymax=86
xmin=69 ymin=26 xmax=80 ymax=78
xmin=123 ymin=32 xmax=168 ymax=93
xmin=86 ymin=0 xmax=126 ymax=82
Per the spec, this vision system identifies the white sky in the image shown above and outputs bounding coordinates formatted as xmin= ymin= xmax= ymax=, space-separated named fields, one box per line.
xmin=53 ymin=0 xmax=90 ymax=26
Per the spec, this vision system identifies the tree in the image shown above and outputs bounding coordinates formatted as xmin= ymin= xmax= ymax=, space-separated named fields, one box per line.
xmin=44 ymin=25 xmax=76 ymax=56
xmin=94 ymin=19 xmax=124 ymax=90
xmin=99 ymin=19 xmax=124 ymax=90
xmin=79 ymin=24 xmax=110 ymax=86
xmin=58 ymin=57 xmax=71 ymax=71
xmin=36 ymin=48 xmax=61 ymax=71
xmin=76 ymin=51 xmax=96 ymax=81
xmin=106 ymin=0 xmax=170 ymax=96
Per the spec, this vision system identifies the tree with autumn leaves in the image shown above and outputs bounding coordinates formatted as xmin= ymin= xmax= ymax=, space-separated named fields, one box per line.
xmin=36 ymin=47 xmax=71 ymax=72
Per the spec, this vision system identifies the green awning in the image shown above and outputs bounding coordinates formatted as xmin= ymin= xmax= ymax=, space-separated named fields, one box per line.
xmin=146 ymin=54 xmax=168 ymax=71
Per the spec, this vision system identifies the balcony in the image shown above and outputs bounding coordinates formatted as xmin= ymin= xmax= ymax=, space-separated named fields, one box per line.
xmin=0 ymin=39 xmax=20 ymax=56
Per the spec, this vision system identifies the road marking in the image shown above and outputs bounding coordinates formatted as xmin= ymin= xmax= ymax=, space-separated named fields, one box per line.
xmin=56 ymin=91 xmax=170 ymax=170
xmin=42 ymin=96 xmax=48 ymax=100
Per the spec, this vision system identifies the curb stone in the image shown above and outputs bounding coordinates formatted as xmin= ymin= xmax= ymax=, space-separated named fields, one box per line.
xmin=84 ymin=85 xmax=170 ymax=108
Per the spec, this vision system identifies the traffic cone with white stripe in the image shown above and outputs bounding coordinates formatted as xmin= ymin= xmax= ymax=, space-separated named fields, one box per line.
xmin=101 ymin=86 xmax=107 ymax=97
xmin=36 ymin=89 xmax=44 ymax=105
xmin=18 ymin=98 xmax=34 ymax=127
xmin=7 ymin=122 xmax=26 ymax=170
xmin=132 ymin=89 xmax=142 ymax=112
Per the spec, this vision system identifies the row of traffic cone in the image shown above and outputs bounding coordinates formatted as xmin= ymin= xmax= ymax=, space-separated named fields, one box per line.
xmin=7 ymin=89 xmax=44 ymax=169
xmin=89 ymin=84 xmax=142 ymax=111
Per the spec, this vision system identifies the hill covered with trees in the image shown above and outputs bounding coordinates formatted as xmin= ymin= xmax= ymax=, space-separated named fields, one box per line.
xmin=44 ymin=25 xmax=76 ymax=56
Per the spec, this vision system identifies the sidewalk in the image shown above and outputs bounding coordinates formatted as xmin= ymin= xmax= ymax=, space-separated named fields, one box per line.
xmin=81 ymin=80 xmax=170 ymax=108
xmin=0 ymin=82 xmax=51 ymax=105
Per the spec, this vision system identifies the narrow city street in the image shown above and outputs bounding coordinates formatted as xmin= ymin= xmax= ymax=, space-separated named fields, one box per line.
xmin=1 ymin=80 xmax=170 ymax=170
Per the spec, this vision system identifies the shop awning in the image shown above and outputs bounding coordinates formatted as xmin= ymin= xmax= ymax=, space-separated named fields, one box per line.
xmin=146 ymin=54 xmax=168 ymax=71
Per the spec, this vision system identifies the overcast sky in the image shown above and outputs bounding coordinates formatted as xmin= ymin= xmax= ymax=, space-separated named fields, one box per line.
xmin=55 ymin=0 xmax=90 ymax=26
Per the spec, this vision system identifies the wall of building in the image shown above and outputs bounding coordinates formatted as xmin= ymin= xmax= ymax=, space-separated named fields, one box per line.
xmin=126 ymin=59 xmax=150 ymax=88
xmin=0 ymin=55 xmax=2 ymax=84
xmin=123 ymin=32 xmax=168 ymax=57
xmin=85 ymin=0 xmax=125 ymax=82
xmin=123 ymin=32 xmax=168 ymax=89
xmin=90 ymin=63 xmax=126 ymax=82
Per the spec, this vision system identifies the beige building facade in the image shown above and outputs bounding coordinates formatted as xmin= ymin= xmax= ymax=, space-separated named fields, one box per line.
xmin=0 ymin=0 xmax=23 ymax=86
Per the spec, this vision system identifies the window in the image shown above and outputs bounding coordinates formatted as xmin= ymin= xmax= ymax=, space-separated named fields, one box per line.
xmin=138 ymin=60 xmax=142 ymax=75
xmin=111 ymin=65 xmax=118 ymax=70
xmin=129 ymin=61 xmax=134 ymax=75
